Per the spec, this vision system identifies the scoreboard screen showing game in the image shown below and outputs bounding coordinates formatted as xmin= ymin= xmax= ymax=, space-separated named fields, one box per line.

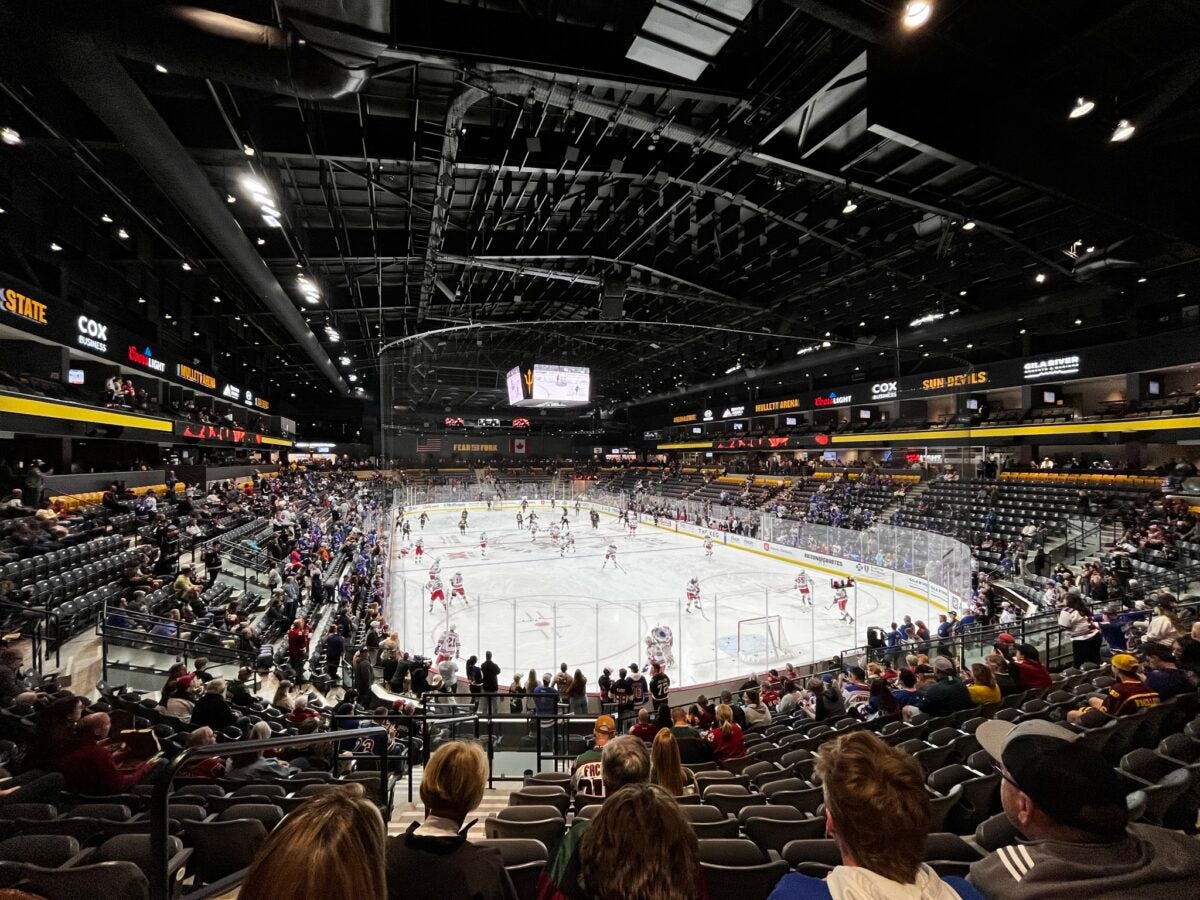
xmin=532 ymin=364 xmax=590 ymax=403
xmin=506 ymin=363 xmax=591 ymax=407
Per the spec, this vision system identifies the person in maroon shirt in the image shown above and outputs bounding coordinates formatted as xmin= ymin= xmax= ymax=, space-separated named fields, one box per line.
xmin=1011 ymin=643 xmax=1053 ymax=691
xmin=287 ymin=618 xmax=311 ymax=674
xmin=57 ymin=713 xmax=160 ymax=794
xmin=706 ymin=703 xmax=745 ymax=762
xmin=628 ymin=708 xmax=659 ymax=743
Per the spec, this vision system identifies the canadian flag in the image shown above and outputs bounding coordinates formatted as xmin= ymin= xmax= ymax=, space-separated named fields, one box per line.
xmin=511 ymin=437 xmax=527 ymax=455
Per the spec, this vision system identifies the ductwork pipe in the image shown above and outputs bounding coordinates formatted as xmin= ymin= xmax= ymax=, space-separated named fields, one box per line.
xmin=46 ymin=35 xmax=350 ymax=395
xmin=28 ymin=1 xmax=383 ymax=100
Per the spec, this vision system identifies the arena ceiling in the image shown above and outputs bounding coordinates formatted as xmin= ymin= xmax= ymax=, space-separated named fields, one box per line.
xmin=1 ymin=1 xmax=1199 ymax=427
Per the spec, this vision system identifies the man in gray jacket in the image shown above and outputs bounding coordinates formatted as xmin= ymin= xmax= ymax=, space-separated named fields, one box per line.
xmin=970 ymin=719 xmax=1200 ymax=898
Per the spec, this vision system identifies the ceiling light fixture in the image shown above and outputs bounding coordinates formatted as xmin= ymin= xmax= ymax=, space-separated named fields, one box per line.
xmin=909 ymin=311 xmax=945 ymax=327
xmin=181 ymin=261 xmax=192 ymax=271
xmin=256 ymin=237 xmax=266 ymax=245
xmin=226 ymin=194 xmax=236 ymax=204
xmin=724 ymin=363 xmax=742 ymax=374
xmin=0 ymin=126 xmax=22 ymax=146
xmin=49 ymin=242 xmax=62 ymax=252
xmin=100 ymin=214 xmax=113 ymax=223
xmin=1068 ymin=97 xmax=1095 ymax=119
xmin=961 ymin=220 xmax=976 ymax=231
xmin=1074 ymin=318 xmax=1083 ymax=325
xmin=117 ymin=228 xmax=129 ymax=240
xmin=242 ymin=144 xmax=255 ymax=157
xmin=842 ymin=197 xmax=858 ymax=215
xmin=137 ymin=297 xmax=145 ymax=304
xmin=212 ymin=295 xmax=220 ymax=303
xmin=1110 ymin=119 xmax=1135 ymax=142
xmin=1035 ymin=272 xmax=1046 ymax=283
xmin=902 ymin=1 xmax=933 ymax=29
xmin=1136 ymin=276 xmax=1147 ymax=283
xmin=154 ymin=63 xmax=168 ymax=74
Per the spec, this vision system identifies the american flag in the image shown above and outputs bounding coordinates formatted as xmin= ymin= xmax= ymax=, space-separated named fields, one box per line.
xmin=416 ymin=436 xmax=443 ymax=453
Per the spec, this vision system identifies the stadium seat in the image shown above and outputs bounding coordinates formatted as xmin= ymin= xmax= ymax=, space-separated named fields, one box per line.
xmin=0 ymin=834 xmax=82 ymax=868
xmin=0 ymin=860 xmax=149 ymax=900
xmin=474 ymin=838 xmax=547 ymax=900
xmin=182 ymin=818 xmax=269 ymax=885
xmin=743 ymin=815 xmax=827 ymax=853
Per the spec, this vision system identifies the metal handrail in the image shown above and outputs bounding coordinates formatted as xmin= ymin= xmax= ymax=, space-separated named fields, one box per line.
xmin=149 ymin=726 xmax=391 ymax=900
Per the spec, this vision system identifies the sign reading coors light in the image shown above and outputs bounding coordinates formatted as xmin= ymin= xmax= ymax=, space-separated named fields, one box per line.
xmin=814 ymin=391 xmax=852 ymax=407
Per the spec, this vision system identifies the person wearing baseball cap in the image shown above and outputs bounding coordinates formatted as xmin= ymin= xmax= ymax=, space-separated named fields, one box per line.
xmin=969 ymin=719 xmax=1200 ymax=898
xmin=570 ymin=714 xmax=617 ymax=796
xmin=1066 ymin=653 xmax=1159 ymax=726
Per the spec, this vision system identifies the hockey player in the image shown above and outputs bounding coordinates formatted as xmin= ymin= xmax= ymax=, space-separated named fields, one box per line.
xmin=550 ymin=497 xmax=556 ymax=509
xmin=435 ymin=624 xmax=460 ymax=661
xmin=627 ymin=517 xmax=638 ymax=537
xmin=528 ymin=511 xmax=538 ymax=527
xmin=458 ymin=517 xmax=467 ymax=536
xmin=560 ymin=508 xmax=569 ymax=527
xmin=602 ymin=541 xmax=619 ymax=570
xmin=795 ymin=570 xmax=814 ymax=607
xmin=460 ymin=509 xmax=469 ymax=527
xmin=398 ymin=542 xmax=410 ymax=562
xmin=427 ymin=575 xmax=446 ymax=613
xmin=590 ymin=509 xmax=600 ymax=529
xmin=560 ymin=531 xmax=575 ymax=557
xmin=401 ymin=519 xmax=411 ymax=539
xmin=832 ymin=582 xmax=854 ymax=624
xmin=429 ymin=557 xmax=441 ymax=579
xmin=521 ymin=498 xmax=528 ymax=512
xmin=414 ymin=538 xmax=424 ymax=561
xmin=478 ymin=531 xmax=488 ymax=558
xmin=419 ymin=511 xmax=428 ymax=530
xmin=529 ymin=521 xmax=539 ymax=542
xmin=450 ymin=572 xmax=468 ymax=605
xmin=704 ymin=535 xmax=714 ymax=560
xmin=516 ymin=510 xmax=524 ymax=530
xmin=549 ymin=524 xmax=560 ymax=544
xmin=574 ymin=499 xmax=581 ymax=515
xmin=685 ymin=576 xmax=701 ymax=613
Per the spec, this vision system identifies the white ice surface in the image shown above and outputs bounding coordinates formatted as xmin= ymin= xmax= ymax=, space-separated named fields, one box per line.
xmin=387 ymin=504 xmax=944 ymax=688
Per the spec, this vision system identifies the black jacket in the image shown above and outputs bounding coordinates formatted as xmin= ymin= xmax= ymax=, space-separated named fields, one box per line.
xmin=481 ymin=659 xmax=500 ymax=692
xmin=386 ymin=822 xmax=517 ymax=900
xmin=189 ymin=693 xmax=239 ymax=732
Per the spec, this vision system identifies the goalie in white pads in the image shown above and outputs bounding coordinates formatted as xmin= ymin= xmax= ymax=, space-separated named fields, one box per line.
xmin=645 ymin=624 xmax=675 ymax=670
xmin=686 ymin=576 xmax=702 ymax=612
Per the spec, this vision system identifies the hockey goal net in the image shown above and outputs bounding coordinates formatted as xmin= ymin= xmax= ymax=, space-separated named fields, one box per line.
xmin=736 ymin=615 xmax=791 ymax=664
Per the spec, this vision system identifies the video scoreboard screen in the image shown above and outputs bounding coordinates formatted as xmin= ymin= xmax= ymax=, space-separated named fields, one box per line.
xmin=506 ymin=362 xmax=591 ymax=408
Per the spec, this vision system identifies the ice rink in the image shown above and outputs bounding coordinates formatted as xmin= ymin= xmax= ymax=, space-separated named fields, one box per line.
xmin=387 ymin=503 xmax=947 ymax=688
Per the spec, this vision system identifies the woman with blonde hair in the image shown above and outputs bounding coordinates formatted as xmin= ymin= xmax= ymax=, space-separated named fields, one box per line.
xmin=649 ymin=728 xmax=695 ymax=796
xmin=271 ymin=679 xmax=294 ymax=708
xmin=579 ymin=783 xmax=703 ymax=900
xmin=385 ymin=740 xmax=515 ymax=899
xmin=240 ymin=784 xmax=385 ymax=900
xmin=705 ymin=703 xmax=745 ymax=762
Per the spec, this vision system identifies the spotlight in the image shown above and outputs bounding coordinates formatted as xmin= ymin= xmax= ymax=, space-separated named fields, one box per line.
xmin=1074 ymin=318 xmax=1083 ymax=326
xmin=1068 ymin=97 xmax=1095 ymax=119
xmin=117 ymin=228 xmax=129 ymax=240
xmin=1110 ymin=119 xmax=1135 ymax=142
xmin=212 ymin=295 xmax=220 ymax=303
xmin=821 ymin=340 xmax=831 ymax=348
xmin=154 ymin=63 xmax=168 ymax=74
xmin=902 ymin=1 xmax=933 ymax=29
xmin=226 ymin=194 xmax=236 ymax=204
xmin=0 ymin=126 xmax=21 ymax=146
xmin=181 ymin=261 xmax=192 ymax=271
xmin=100 ymin=214 xmax=113 ymax=223
xmin=242 ymin=144 xmax=255 ymax=156
xmin=1035 ymin=272 xmax=1046 ymax=283
xmin=1137 ymin=276 xmax=1147 ymax=283
xmin=961 ymin=220 xmax=976 ymax=231
xmin=842 ymin=197 xmax=858 ymax=215
xmin=49 ymin=242 xmax=62 ymax=252
xmin=256 ymin=237 xmax=266 ymax=245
